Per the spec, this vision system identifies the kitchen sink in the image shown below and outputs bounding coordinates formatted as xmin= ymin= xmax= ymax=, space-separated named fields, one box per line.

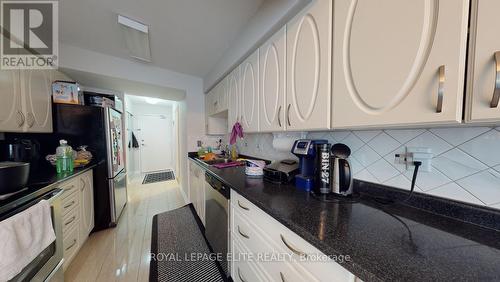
xmin=202 ymin=158 xmax=231 ymax=165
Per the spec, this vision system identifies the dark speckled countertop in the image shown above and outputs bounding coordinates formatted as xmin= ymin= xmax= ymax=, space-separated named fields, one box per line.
xmin=189 ymin=155 xmax=500 ymax=282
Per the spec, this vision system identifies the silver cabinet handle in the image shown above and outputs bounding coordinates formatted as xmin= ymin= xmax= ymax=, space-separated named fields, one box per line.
xmin=237 ymin=267 xmax=246 ymax=282
xmin=436 ymin=65 xmax=445 ymax=113
xmin=280 ymin=234 xmax=307 ymax=257
xmin=237 ymin=200 xmax=249 ymax=211
xmin=277 ymin=106 xmax=282 ymax=127
xmin=286 ymin=104 xmax=291 ymax=126
xmin=65 ymin=239 xmax=77 ymax=251
xmin=64 ymin=200 xmax=75 ymax=209
xmin=491 ymin=51 xmax=500 ymax=108
xmin=280 ymin=272 xmax=286 ymax=282
xmin=27 ymin=112 xmax=35 ymax=128
xmin=64 ymin=216 xmax=76 ymax=226
xmin=16 ymin=110 xmax=25 ymax=127
xmin=237 ymin=226 xmax=249 ymax=239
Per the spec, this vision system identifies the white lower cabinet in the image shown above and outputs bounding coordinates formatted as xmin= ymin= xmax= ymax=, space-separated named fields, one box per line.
xmin=60 ymin=170 xmax=95 ymax=271
xmin=230 ymin=190 xmax=356 ymax=282
xmin=188 ymin=159 xmax=206 ymax=225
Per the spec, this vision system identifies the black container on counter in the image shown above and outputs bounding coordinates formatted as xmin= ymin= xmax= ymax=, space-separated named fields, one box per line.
xmin=314 ymin=143 xmax=331 ymax=194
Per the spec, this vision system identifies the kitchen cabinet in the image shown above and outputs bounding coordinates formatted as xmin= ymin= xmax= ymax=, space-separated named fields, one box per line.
xmin=227 ymin=66 xmax=241 ymax=132
xmin=205 ymin=79 xmax=228 ymax=135
xmin=60 ymin=170 xmax=95 ymax=271
xmin=465 ymin=0 xmax=500 ymax=123
xmin=332 ymin=0 xmax=469 ymax=128
xmin=0 ymin=69 xmax=23 ymax=132
xmin=259 ymin=26 xmax=286 ymax=132
xmin=240 ymin=49 xmax=259 ymax=132
xmin=188 ymin=160 xmax=205 ymax=225
xmin=285 ymin=0 xmax=332 ymax=131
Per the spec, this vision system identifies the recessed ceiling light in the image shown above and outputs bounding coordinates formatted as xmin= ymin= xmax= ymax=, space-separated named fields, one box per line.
xmin=118 ymin=15 xmax=151 ymax=62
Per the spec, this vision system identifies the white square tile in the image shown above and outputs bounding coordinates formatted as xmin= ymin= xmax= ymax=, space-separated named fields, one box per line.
xmin=432 ymin=148 xmax=488 ymax=181
xmin=366 ymin=159 xmax=400 ymax=182
xmin=384 ymin=174 xmax=420 ymax=191
xmin=427 ymin=183 xmax=484 ymax=206
xmin=490 ymin=202 xmax=500 ymax=209
xmin=349 ymin=157 xmax=364 ymax=174
xmin=459 ymin=130 xmax=500 ymax=167
xmin=404 ymin=168 xmax=451 ymax=191
xmin=352 ymin=145 xmax=381 ymax=167
xmin=341 ymin=133 xmax=364 ymax=152
xmin=353 ymin=130 xmax=381 ymax=143
xmin=496 ymin=127 xmax=500 ymax=132
xmin=429 ymin=127 xmax=491 ymax=146
xmin=384 ymin=129 xmax=426 ymax=144
xmin=331 ymin=131 xmax=351 ymax=142
xmin=404 ymin=131 xmax=453 ymax=156
xmin=367 ymin=132 xmax=401 ymax=156
xmin=354 ymin=169 xmax=378 ymax=183
xmin=456 ymin=170 xmax=500 ymax=205
xmin=495 ymin=165 xmax=500 ymax=173
xmin=383 ymin=146 xmax=407 ymax=173
xmin=307 ymin=132 xmax=328 ymax=140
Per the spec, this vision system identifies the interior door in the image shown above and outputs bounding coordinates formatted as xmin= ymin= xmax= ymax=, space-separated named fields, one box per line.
xmin=23 ymin=70 xmax=53 ymax=132
xmin=0 ymin=69 xmax=23 ymax=132
xmin=227 ymin=66 xmax=241 ymax=132
xmin=138 ymin=114 xmax=173 ymax=173
xmin=240 ymin=50 xmax=259 ymax=132
xmin=466 ymin=0 xmax=500 ymax=122
xmin=260 ymin=26 xmax=286 ymax=132
xmin=286 ymin=0 xmax=332 ymax=131
xmin=332 ymin=0 xmax=469 ymax=128
xmin=107 ymin=108 xmax=124 ymax=177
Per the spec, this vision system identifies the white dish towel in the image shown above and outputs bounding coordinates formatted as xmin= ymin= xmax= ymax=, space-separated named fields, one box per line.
xmin=0 ymin=200 xmax=56 ymax=281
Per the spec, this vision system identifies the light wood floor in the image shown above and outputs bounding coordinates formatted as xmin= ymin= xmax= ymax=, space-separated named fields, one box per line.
xmin=65 ymin=179 xmax=186 ymax=282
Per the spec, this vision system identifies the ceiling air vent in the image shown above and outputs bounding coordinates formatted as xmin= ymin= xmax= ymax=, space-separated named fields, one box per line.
xmin=118 ymin=15 xmax=151 ymax=62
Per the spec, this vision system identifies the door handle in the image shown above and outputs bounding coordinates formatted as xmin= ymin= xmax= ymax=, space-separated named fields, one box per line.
xmin=280 ymin=234 xmax=307 ymax=257
xmin=286 ymin=104 xmax=291 ymax=126
xmin=491 ymin=51 xmax=500 ymax=108
xmin=237 ymin=267 xmax=246 ymax=282
xmin=16 ymin=110 xmax=25 ymax=127
xmin=80 ymin=178 xmax=85 ymax=191
xmin=436 ymin=65 xmax=445 ymax=113
xmin=27 ymin=112 xmax=35 ymax=128
xmin=280 ymin=272 xmax=286 ymax=282
xmin=237 ymin=200 xmax=249 ymax=211
xmin=237 ymin=225 xmax=249 ymax=239
xmin=277 ymin=106 xmax=282 ymax=127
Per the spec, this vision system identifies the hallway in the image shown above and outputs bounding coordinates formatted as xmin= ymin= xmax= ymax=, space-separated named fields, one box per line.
xmin=65 ymin=179 xmax=186 ymax=281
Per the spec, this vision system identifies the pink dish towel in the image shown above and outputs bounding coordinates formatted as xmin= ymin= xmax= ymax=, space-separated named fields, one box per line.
xmin=213 ymin=161 xmax=245 ymax=169
xmin=229 ymin=122 xmax=244 ymax=145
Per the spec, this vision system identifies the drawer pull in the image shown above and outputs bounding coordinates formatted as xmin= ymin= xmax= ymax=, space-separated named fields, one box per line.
xmin=237 ymin=267 xmax=246 ymax=282
xmin=491 ymin=51 xmax=500 ymax=108
xmin=280 ymin=272 xmax=286 ymax=282
xmin=237 ymin=200 xmax=249 ymax=211
xmin=280 ymin=234 xmax=307 ymax=257
xmin=64 ymin=201 xmax=76 ymax=209
xmin=64 ymin=216 xmax=76 ymax=226
xmin=65 ymin=185 xmax=76 ymax=193
xmin=65 ymin=239 xmax=77 ymax=251
xmin=237 ymin=226 xmax=249 ymax=239
xmin=436 ymin=65 xmax=445 ymax=113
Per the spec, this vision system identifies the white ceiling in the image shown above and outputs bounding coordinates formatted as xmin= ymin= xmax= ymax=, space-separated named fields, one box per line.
xmin=126 ymin=94 xmax=175 ymax=106
xmin=60 ymin=0 xmax=265 ymax=77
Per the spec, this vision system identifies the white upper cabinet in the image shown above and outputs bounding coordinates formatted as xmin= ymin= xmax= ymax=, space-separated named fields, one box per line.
xmin=465 ymin=0 xmax=500 ymax=123
xmin=260 ymin=26 xmax=286 ymax=132
xmin=240 ymin=50 xmax=259 ymax=132
xmin=228 ymin=66 xmax=241 ymax=132
xmin=0 ymin=69 xmax=23 ymax=132
xmin=286 ymin=0 xmax=332 ymax=131
xmin=332 ymin=0 xmax=469 ymax=128
xmin=22 ymin=70 xmax=53 ymax=132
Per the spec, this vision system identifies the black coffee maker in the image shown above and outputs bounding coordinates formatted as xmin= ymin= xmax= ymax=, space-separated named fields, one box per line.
xmin=0 ymin=139 xmax=41 ymax=166
xmin=314 ymin=143 xmax=353 ymax=196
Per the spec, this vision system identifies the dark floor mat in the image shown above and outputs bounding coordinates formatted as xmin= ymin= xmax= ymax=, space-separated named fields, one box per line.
xmin=150 ymin=204 xmax=225 ymax=282
xmin=143 ymin=170 xmax=175 ymax=184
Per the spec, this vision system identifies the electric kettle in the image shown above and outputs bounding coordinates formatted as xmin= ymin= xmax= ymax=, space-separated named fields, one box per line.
xmin=330 ymin=143 xmax=353 ymax=196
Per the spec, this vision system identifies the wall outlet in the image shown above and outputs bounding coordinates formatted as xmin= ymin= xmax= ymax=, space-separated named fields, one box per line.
xmin=394 ymin=147 xmax=433 ymax=172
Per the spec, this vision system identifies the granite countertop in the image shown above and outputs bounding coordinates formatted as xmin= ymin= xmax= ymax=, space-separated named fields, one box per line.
xmin=188 ymin=156 xmax=500 ymax=281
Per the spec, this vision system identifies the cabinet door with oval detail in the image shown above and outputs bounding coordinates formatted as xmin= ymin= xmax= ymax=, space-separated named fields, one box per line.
xmin=240 ymin=50 xmax=259 ymax=132
xmin=22 ymin=69 xmax=53 ymax=132
xmin=0 ymin=69 xmax=23 ymax=132
xmin=332 ymin=0 xmax=469 ymax=128
xmin=286 ymin=0 xmax=332 ymax=131
xmin=228 ymin=66 xmax=241 ymax=132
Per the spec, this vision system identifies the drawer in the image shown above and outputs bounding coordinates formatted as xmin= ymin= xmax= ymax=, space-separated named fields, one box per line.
xmin=231 ymin=190 xmax=352 ymax=282
xmin=63 ymin=225 xmax=80 ymax=270
xmin=62 ymin=203 xmax=80 ymax=234
xmin=62 ymin=189 xmax=79 ymax=215
xmin=60 ymin=178 xmax=79 ymax=199
xmin=232 ymin=238 xmax=267 ymax=282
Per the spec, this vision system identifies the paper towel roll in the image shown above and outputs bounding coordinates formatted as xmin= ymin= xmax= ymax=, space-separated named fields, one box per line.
xmin=272 ymin=132 xmax=307 ymax=152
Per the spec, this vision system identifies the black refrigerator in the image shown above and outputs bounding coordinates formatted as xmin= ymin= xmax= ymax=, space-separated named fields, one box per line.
xmin=53 ymin=104 xmax=127 ymax=231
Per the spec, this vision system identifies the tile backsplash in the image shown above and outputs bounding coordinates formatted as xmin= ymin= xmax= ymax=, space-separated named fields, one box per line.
xmin=236 ymin=127 xmax=500 ymax=210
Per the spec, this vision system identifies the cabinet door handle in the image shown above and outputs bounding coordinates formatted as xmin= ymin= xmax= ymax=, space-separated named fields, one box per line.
xmin=16 ymin=110 xmax=25 ymax=127
xmin=436 ymin=65 xmax=445 ymax=113
xmin=27 ymin=112 xmax=35 ymax=128
xmin=277 ymin=106 xmax=282 ymax=127
xmin=237 ymin=225 xmax=249 ymax=239
xmin=280 ymin=272 xmax=286 ymax=282
xmin=280 ymin=234 xmax=307 ymax=257
xmin=64 ymin=216 xmax=76 ymax=226
xmin=80 ymin=178 xmax=85 ymax=191
xmin=237 ymin=200 xmax=249 ymax=211
xmin=64 ymin=200 xmax=75 ymax=209
xmin=491 ymin=51 xmax=500 ymax=108
xmin=237 ymin=267 xmax=246 ymax=282
xmin=65 ymin=239 xmax=77 ymax=251
xmin=286 ymin=104 xmax=291 ymax=126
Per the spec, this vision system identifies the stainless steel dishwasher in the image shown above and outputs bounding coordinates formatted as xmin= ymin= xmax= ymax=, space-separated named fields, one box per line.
xmin=204 ymin=172 xmax=230 ymax=278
